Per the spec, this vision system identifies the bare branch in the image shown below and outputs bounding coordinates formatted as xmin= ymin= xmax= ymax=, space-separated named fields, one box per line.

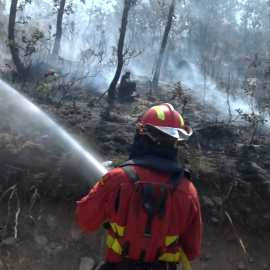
xmin=14 ymin=189 xmax=20 ymax=239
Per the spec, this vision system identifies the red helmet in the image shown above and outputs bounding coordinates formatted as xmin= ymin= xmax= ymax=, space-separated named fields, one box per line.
xmin=138 ymin=103 xmax=192 ymax=145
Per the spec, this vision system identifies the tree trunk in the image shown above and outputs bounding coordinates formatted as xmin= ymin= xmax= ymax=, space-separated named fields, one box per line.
xmin=8 ymin=0 xmax=25 ymax=74
xmin=52 ymin=0 xmax=66 ymax=57
xmin=268 ymin=0 xmax=270 ymax=60
xmin=151 ymin=0 xmax=176 ymax=94
xmin=107 ymin=0 xmax=133 ymax=103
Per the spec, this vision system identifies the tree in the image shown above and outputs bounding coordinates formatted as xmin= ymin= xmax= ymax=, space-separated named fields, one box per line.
xmin=52 ymin=0 xmax=66 ymax=57
xmin=8 ymin=0 xmax=25 ymax=74
xmin=268 ymin=0 xmax=270 ymax=59
xmin=107 ymin=0 xmax=136 ymax=103
xmin=151 ymin=0 xmax=176 ymax=94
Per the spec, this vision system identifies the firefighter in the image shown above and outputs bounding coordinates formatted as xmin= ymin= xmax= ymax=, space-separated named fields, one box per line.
xmin=76 ymin=103 xmax=202 ymax=270
xmin=117 ymin=71 xmax=136 ymax=100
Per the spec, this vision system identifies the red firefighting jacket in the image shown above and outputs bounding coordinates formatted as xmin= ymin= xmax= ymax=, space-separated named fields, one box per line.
xmin=76 ymin=165 xmax=202 ymax=263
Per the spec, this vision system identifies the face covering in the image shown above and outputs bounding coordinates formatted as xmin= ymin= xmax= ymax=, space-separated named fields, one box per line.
xmin=129 ymin=130 xmax=178 ymax=161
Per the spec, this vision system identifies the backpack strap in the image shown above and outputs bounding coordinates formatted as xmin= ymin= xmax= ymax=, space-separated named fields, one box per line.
xmin=113 ymin=165 xmax=140 ymax=213
xmin=121 ymin=165 xmax=188 ymax=184
xmin=121 ymin=165 xmax=140 ymax=183
xmin=167 ymin=171 xmax=185 ymax=193
xmin=121 ymin=165 xmax=185 ymax=197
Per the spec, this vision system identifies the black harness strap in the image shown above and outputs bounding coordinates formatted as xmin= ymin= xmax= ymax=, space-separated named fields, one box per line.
xmin=167 ymin=171 xmax=184 ymax=193
xmin=121 ymin=165 xmax=140 ymax=183
xmin=121 ymin=241 xmax=130 ymax=261
xmin=139 ymin=249 xmax=146 ymax=262
xmin=142 ymin=212 xmax=154 ymax=238
xmin=121 ymin=165 xmax=185 ymax=185
xmin=154 ymin=247 xmax=163 ymax=267
xmin=158 ymin=185 xmax=167 ymax=220
xmin=114 ymin=166 xmax=140 ymax=213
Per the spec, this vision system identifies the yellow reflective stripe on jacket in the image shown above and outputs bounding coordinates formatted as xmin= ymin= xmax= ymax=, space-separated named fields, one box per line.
xmin=159 ymin=251 xmax=180 ymax=262
xmin=152 ymin=106 xmax=165 ymax=120
xmin=106 ymin=234 xmax=122 ymax=255
xmin=110 ymin=223 xmax=125 ymax=237
xmin=100 ymin=177 xmax=104 ymax=186
xmin=165 ymin=235 xmax=179 ymax=246
xmin=159 ymin=249 xmax=191 ymax=270
xmin=107 ymin=232 xmax=191 ymax=270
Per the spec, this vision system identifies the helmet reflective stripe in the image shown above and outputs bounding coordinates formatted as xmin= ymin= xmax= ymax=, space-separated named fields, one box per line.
xmin=179 ymin=113 xmax=184 ymax=126
xmin=152 ymin=106 xmax=165 ymax=120
xmin=138 ymin=103 xmax=193 ymax=141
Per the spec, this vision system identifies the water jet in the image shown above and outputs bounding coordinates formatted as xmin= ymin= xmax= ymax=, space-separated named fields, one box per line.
xmin=0 ymin=79 xmax=108 ymax=190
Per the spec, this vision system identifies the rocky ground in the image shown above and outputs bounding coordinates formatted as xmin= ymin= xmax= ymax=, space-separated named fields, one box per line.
xmin=0 ymin=78 xmax=270 ymax=270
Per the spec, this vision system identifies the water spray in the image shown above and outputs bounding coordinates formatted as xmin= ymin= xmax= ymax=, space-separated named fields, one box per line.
xmin=0 ymin=79 xmax=108 ymax=184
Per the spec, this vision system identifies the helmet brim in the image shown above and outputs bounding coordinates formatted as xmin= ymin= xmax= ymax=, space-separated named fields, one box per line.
xmin=141 ymin=123 xmax=193 ymax=141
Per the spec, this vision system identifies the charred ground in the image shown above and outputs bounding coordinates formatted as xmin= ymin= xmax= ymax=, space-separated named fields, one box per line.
xmin=0 ymin=79 xmax=270 ymax=270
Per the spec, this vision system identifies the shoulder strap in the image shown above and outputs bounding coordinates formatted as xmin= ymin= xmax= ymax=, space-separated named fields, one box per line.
xmin=167 ymin=171 xmax=184 ymax=193
xmin=121 ymin=165 xmax=186 ymax=191
xmin=121 ymin=165 xmax=140 ymax=184
xmin=167 ymin=171 xmax=183 ymax=186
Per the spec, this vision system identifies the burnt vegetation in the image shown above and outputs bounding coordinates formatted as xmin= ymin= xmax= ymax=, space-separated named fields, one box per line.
xmin=0 ymin=0 xmax=270 ymax=269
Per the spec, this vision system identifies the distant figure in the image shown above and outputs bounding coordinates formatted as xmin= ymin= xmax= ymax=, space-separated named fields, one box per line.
xmin=120 ymin=71 xmax=131 ymax=84
xmin=118 ymin=71 xmax=136 ymax=100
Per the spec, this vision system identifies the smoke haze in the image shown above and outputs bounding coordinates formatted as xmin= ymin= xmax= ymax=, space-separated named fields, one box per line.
xmin=1 ymin=0 xmax=270 ymax=129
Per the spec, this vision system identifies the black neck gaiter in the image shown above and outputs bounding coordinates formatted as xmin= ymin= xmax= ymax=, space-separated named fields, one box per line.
xmin=129 ymin=130 xmax=178 ymax=161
